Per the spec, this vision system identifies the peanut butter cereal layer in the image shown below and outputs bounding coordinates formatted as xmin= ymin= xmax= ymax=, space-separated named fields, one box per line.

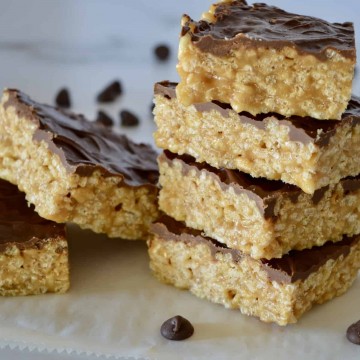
xmin=148 ymin=216 xmax=360 ymax=326
xmin=0 ymin=179 xmax=69 ymax=296
xmin=158 ymin=151 xmax=360 ymax=260
xmin=0 ymin=89 xmax=159 ymax=240
xmin=176 ymin=1 xmax=355 ymax=120
xmin=154 ymin=82 xmax=360 ymax=194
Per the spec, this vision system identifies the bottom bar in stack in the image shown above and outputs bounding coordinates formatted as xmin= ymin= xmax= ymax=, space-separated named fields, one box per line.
xmin=148 ymin=216 xmax=360 ymax=326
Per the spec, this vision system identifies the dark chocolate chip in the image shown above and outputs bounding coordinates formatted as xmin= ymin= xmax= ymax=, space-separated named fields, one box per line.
xmin=346 ymin=320 xmax=360 ymax=345
xmin=97 ymin=81 xmax=122 ymax=103
xmin=55 ymin=88 xmax=71 ymax=108
xmin=160 ymin=315 xmax=194 ymax=341
xmin=120 ymin=110 xmax=139 ymax=127
xmin=95 ymin=110 xmax=114 ymax=127
xmin=154 ymin=44 xmax=170 ymax=61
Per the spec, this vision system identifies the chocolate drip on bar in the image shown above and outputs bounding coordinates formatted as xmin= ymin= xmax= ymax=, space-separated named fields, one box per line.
xmin=151 ymin=216 xmax=360 ymax=284
xmin=0 ymin=179 xmax=65 ymax=250
xmin=182 ymin=1 xmax=355 ymax=60
xmin=155 ymin=81 xmax=360 ymax=146
xmin=161 ymin=150 xmax=360 ymax=219
xmin=4 ymin=89 xmax=159 ymax=187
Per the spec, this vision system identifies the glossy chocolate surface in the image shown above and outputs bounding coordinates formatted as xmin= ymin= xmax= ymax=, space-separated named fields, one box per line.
xmin=4 ymin=89 xmax=159 ymax=187
xmin=0 ymin=179 xmax=65 ymax=249
xmin=151 ymin=216 xmax=359 ymax=284
xmin=155 ymin=81 xmax=360 ymax=147
xmin=182 ymin=1 xmax=355 ymax=60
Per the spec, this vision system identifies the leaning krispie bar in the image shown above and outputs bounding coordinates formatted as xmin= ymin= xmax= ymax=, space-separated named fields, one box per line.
xmin=158 ymin=151 xmax=360 ymax=259
xmin=149 ymin=216 xmax=360 ymax=325
xmin=154 ymin=82 xmax=360 ymax=194
xmin=0 ymin=89 xmax=159 ymax=240
xmin=176 ymin=1 xmax=355 ymax=119
xmin=0 ymin=179 xmax=69 ymax=296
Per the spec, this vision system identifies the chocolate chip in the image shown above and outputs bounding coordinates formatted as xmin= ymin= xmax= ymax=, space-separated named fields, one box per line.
xmin=95 ymin=110 xmax=114 ymax=127
xmin=120 ymin=110 xmax=139 ymax=127
xmin=346 ymin=320 xmax=360 ymax=345
xmin=97 ymin=81 xmax=122 ymax=103
xmin=160 ymin=315 xmax=194 ymax=341
xmin=154 ymin=44 xmax=170 ymax=61
xmin=150 ymin=102 xmax=155 ymax=113
xmin=55 ymin=88 xmax=71 ymax=108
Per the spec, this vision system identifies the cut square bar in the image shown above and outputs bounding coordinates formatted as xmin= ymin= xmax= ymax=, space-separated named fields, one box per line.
xmin=158 ymin=151 xmax=360 ymax=259
xmin=148 ymin=216 xmax=360 ymax=325
xmin=154 ymin=82 xmax=360 ymax=194
xmin=176 ymin=1 xmax=356 ymax=119
xmin=0 ymin=179 xmax=69 ymax=296
xmin=0 ymin=89 xmax=159 ymax=240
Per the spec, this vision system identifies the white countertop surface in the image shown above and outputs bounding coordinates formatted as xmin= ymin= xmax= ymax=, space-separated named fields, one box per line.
xmin=0 ymin=1 xmax=359 ymax=359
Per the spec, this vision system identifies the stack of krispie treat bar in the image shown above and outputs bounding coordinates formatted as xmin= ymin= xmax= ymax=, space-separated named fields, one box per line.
xmin=149 ymin=0 xmax=360 ymax=325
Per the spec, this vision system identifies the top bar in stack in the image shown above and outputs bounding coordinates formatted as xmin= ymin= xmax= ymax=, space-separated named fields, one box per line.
xmin=177 ymin=0 xmax=356 ymax=119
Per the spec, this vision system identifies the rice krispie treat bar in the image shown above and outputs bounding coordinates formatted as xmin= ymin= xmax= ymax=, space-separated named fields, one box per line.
xmin=158 ymin=151 xmax=360 ymax=259
xmin=0 ymin=89 xmax=159 ymax=240
xmin=149 ymin=216 xmax=360 ymax=325
xmin=176 ymin=1 xmax=355 ymax=120
xmin=154 ymin=82 xmax=360 ymax=194
xmin=0 ymin=179 xmax=69 ymax=296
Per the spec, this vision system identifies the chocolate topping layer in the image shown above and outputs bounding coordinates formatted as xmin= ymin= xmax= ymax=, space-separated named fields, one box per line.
xmin=160 ymin=150 xmax=360 ymax=219
xmin=155 ymin=81 xmax=360 ymax=146
xmin=182 ymin=1 xmax=355 ymax=60
xmin=0 ymin=179 xmax=65 ymax=250
xmin=151 ymin=215 xmax=359 ymax=284
xmin=4 ymin=89 xmax=159 ymax=187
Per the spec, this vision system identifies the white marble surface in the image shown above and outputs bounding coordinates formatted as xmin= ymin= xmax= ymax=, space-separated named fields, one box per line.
xmin=0 ymin=1 xmax=360 ymax=359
